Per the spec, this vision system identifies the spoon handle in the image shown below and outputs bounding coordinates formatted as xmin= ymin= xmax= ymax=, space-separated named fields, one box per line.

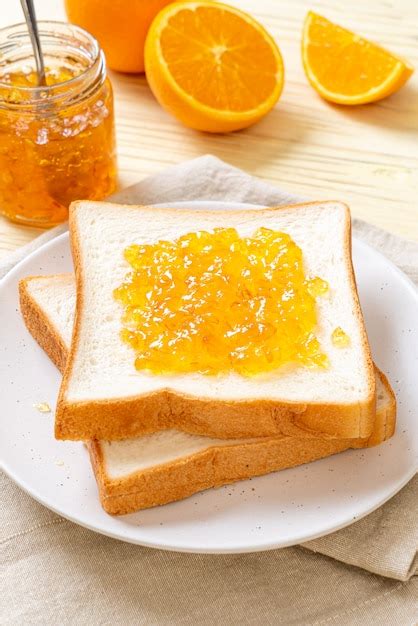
xmin=20 ymin=0 xmax=47 ymax=86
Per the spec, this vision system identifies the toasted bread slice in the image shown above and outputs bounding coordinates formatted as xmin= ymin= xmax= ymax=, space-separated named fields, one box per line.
xmin=57 ymin=201 xmax=376 ymax=440
xmin=19 ymin=274 xmax=395 ymax=514
xmin=92 ymin=367 xmax=394 ymax=514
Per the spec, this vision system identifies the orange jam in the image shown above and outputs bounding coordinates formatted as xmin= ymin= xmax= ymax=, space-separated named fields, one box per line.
xmin=114 ymin=227 xmax=329 ymax=376
xmin=0 ymin=22 xmax=117 ymax=227
xmin=0 ymin=67 xmax=80 ymax=90
xmin=332 ymin=326 xmax=350 ymax=348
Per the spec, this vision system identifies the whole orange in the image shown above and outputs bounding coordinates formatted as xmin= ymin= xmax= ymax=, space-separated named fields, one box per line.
xmin=64 ymin=0 xmax=174 ymax=73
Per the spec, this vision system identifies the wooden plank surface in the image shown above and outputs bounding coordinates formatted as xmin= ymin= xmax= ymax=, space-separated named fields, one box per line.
xmin=0 ymin=0 xmax=417 ymax=259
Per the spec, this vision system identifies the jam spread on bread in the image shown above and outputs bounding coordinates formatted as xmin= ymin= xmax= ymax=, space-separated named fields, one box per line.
xmin=114 ymin=227 xmax=329 ymax=375
xmin=332 ymin=326 xmax=350 ymax=348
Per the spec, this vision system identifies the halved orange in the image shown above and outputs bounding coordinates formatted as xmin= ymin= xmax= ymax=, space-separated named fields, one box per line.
xmin=144 ymin=1 xmax=284 ymax=132
xmin=302 ymin=12 xmax=413 ymax=105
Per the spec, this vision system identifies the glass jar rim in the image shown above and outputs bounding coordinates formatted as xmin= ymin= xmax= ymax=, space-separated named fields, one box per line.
xmin=0 ymin=21 xmax=106 ymax=109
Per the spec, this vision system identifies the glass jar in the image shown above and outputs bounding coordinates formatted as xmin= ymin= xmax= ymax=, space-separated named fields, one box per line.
xmin=0 ymin=21 xmax=117 ymax=227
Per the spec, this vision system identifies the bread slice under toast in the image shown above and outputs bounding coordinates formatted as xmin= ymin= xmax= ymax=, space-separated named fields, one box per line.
xmin=19 ymin=274 xmax=395 ymax=514
xmin=55 ymin=201 xmax=375 ymax=441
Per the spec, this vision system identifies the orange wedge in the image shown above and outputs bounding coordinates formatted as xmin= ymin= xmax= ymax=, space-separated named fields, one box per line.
xmin=145 ymin=1 xmax=284 ymax=132
xmin=302 ymin=12 xmax=414 ymax=105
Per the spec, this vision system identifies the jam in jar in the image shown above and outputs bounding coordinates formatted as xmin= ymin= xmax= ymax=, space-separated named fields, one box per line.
xmin=0 ymin=22 xmax=117 ymax=227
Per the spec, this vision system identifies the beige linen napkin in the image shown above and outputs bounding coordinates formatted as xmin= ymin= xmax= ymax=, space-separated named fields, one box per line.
xmin=1 ymin=156 xmax=417 ymax=625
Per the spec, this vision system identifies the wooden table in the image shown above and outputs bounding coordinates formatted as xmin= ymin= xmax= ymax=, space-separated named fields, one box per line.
xmin=1 ymin=0 xmax=417 ymax=258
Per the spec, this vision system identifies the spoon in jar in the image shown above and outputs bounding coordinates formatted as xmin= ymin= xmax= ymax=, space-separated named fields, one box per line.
xmin=20 ymin=0 xmax=47 ymax=87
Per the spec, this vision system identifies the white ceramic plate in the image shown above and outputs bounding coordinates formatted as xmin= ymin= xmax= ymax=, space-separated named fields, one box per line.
xmin=1 ymin=201 xmax=417 ymax=554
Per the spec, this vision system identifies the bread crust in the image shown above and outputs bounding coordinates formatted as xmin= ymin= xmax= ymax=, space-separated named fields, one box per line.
xmin=18 ymin=274 xmax=395 ymax=515
xmin=19 ymin=276 xmax=68 ymax=372
xmin=87 ymin=436 xmax=353 ymax=515
xmin=56 ymin=392 xmax=375 ymax=440
xmin=55 ymin=200 xmax=376 ymax=441
xmin=87 ymin=392 xmax=393 ymax=515
xmin=87 ymin=368 xmax=393 ymax=516
xmin=366 ymin=369 xmax=396 ymax=446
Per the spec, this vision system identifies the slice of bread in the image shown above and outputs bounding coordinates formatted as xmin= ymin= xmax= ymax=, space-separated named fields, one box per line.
xmin=19 ymin=274 xmax=396 ymax=514
xmin=60 ymin=201 xmax=375 ymax=440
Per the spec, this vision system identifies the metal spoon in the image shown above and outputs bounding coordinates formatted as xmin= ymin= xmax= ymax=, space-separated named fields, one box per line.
xmin=20 ymin=0 xmax=47 ymax=86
